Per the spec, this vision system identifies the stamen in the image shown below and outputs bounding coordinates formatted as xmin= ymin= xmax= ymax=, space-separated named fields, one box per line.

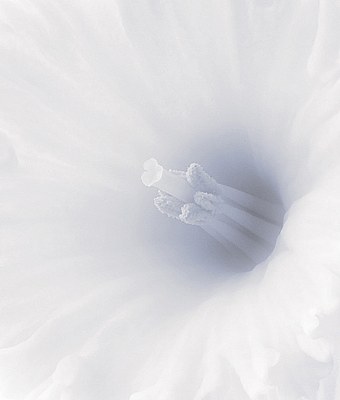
xmin=142 ymin=159 xmax=284 ymax=263
xmin=194 ymin=192 xmax=281 ymax=245
xmin=154 ymin=191 xmax=184 ymax=219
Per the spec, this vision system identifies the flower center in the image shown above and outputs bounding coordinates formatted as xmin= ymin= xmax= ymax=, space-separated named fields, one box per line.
xmin=142 ymin=159 xmax=284 ymax=265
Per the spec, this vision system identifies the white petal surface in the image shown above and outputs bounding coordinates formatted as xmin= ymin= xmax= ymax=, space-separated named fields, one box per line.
xmin=0 ymin=1 xmax=340 ymax=399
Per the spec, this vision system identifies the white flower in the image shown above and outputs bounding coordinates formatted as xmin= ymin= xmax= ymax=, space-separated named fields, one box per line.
xmin=0 ymin=1 xmax=340 ymax=399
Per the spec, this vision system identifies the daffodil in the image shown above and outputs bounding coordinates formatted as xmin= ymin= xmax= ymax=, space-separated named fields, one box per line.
xmin=0 ymin=1 xmax=340 ymax=399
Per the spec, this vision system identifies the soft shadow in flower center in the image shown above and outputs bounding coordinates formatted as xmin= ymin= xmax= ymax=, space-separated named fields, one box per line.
xmin=141 ymin=139 xmax=285 ymax=276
